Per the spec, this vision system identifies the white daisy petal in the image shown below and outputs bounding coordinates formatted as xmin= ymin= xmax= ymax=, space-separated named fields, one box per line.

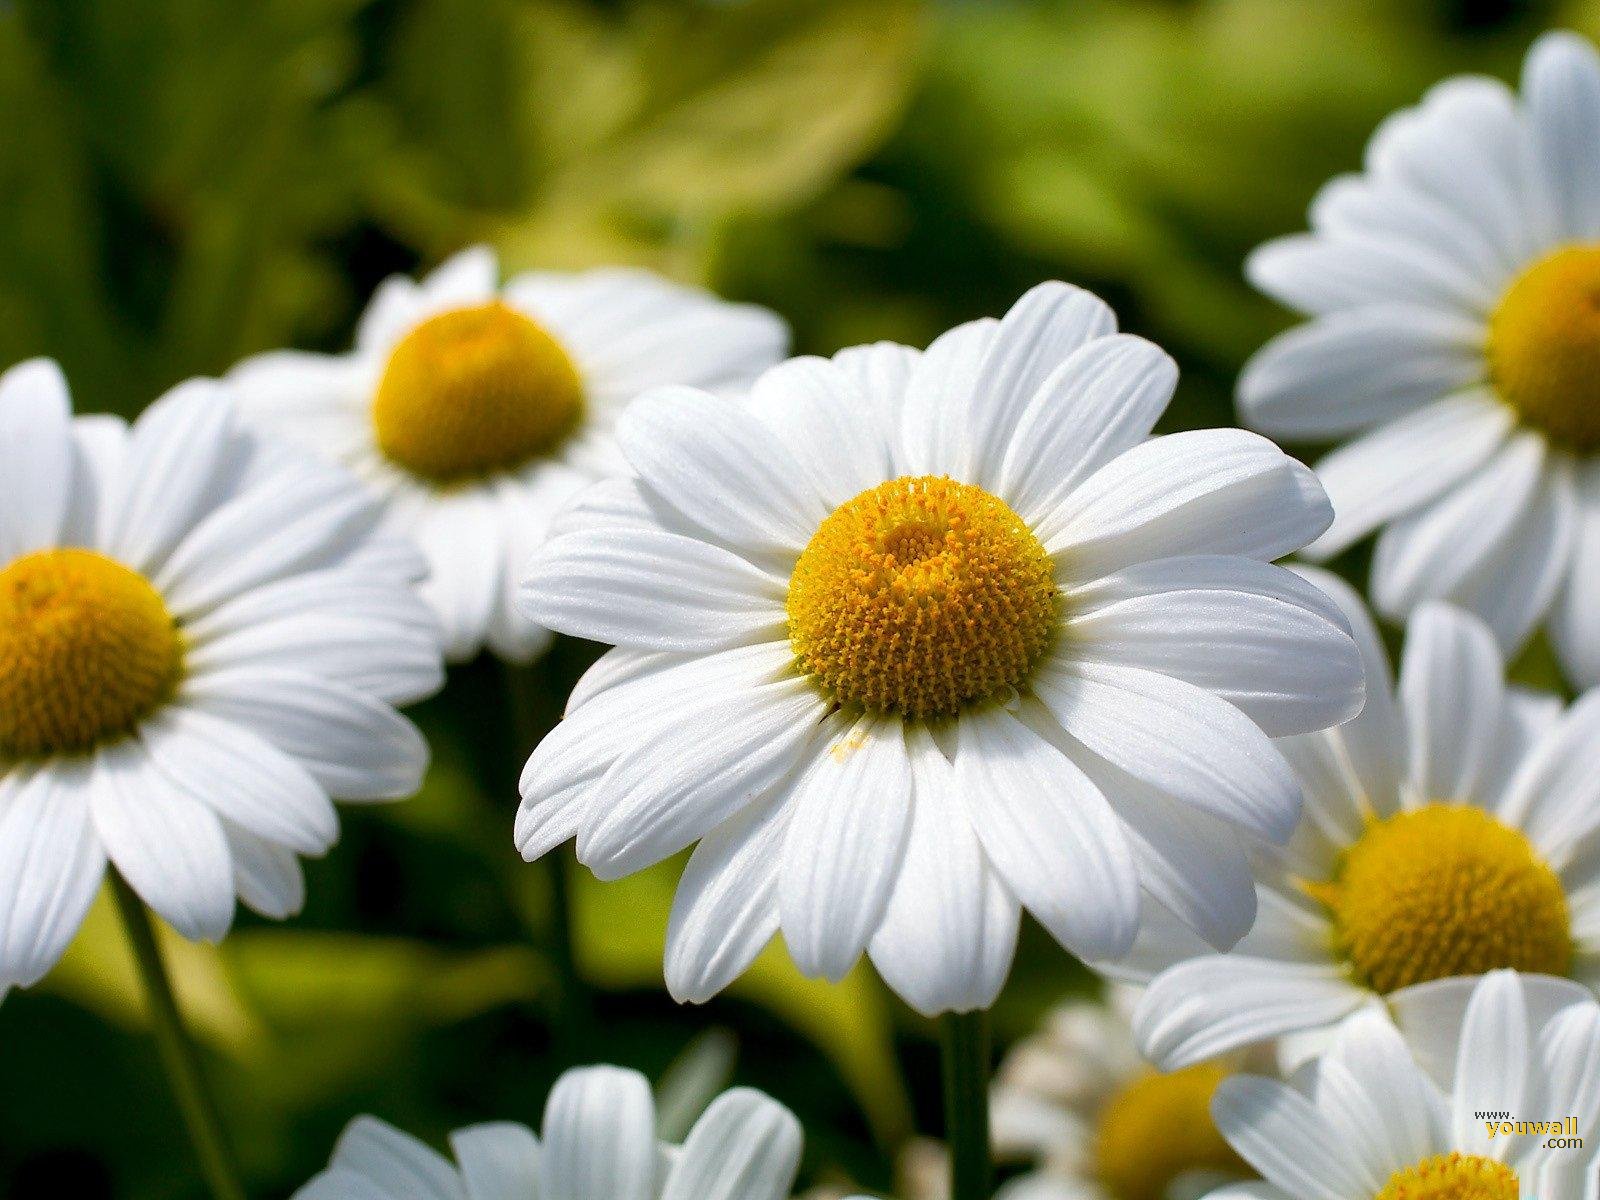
xmin=869 ymin=725 xmax=1022 ymax=1016
xmin=1033 ymin=660 xmax=1302 ymax=845
xmin=225 ymin=819 xmax=304 ymax=920
xmin=1245 ymin=230 xmax=1494 ymax=317
xmin=516 ymin=643 xmax=795 ymax=861
xmin=1388 ymin=973 xmax=1593 ymax=1092
xmin=1363 ymin=75 xmax=1532 ymax=261
xmin=1445 ymin=455 xmax=1576 ymax=654
xmin=1302 ymin=390 xmax=1514 ymax=560
xmin=1064 ymin=555 xmax=1364 ymax=737
xmin=966 ymin=281 xmax=1117 ymax=486
xmin=660 ymin=1089 xmax=801 ymax=1200
xmin=995 ymin=334 xmax=1176 ymax=527
xmin=1524 ymin=31 xmax=1600 ymax=243
xmin=1089 ymin=755 xmax=1259 ymax=953
xmin=1369 ymin=434 xmax=1547 ymax=628
xmin=90 ymin=740 xmax=235 ymax=942
xmin=330 ymin=1116 xmax=467 ymax=1200
xmin=1451 ymin=970 xmax=1530 ymax=1158
xmin=745 ymin=357 xmax=892 ymax=509
xmin=0 ymin=765 xmax=104 ymax=991
xmin=484 ymin=470 xmax=584 ymax=664
xmin=0 ymin=357 xmax=73 ymax=557
xmin=100 ymin=380 xmax=239 ymax=574
xmin=665 ymin=790 xmax=787 ymax=1005
xmin=156 ymin=460 xmax=382 ymax=615
xmin=1134 ymin=959 xmax=1368 ymax=1071
xmin=1324 ymin=1009 xmax=1449 ymax=1174
xmin=1551 ymin=470 xmax=1600 ymax=688
xmin=1211 ymin=1074 xmax=1376 ymax=1200
xmin=511 ymin=270 xmax=787 ymax=397
xmin=183 ymin=668 xmax=428 ymax=801
xmin=1285 ymin=566 xmax=1407 ymax=820
xmin=954 ymin=706 xmax=1138 ymax=961
xmin=59 ymin=413 xmax=128 ymax=547
xmin=617 ymin=387 xmax=826 ymax=553
xmin=1239 ymin=306 xmax=1486 ymax=441
xmin=1040 ymin=429 xmax=1331 ymax=573
xmin=541 ymin=1066 xmax=657 ymax=1200
xmin=139 ymin=707 xmax=338 ymax=856
xmin=521 ymin=529 xmax=787 ymax=652
xmin=577 ymin=677 xmax=823 ymax=880
xmin=897 ymin=317 xmax=999 ymax=477
xmin=412 ymin=485 xmax=507 ymax=664
xmin=778 ymin=715 xmax=913 ymax=981
xmin=1500 ymin=689 xmax=1600 ymax=869
xmin=1399 ymin=602 xmax=1507 ymax=804
xmin=450 ymin=1124 xmax=540 ymax=1200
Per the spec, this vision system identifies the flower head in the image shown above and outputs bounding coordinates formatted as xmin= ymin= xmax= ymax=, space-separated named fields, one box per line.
xmin=517 ymin=282 xmax=1363 ymax=1015
xmin=987 ymin=990 xmax=1252 ymax=1200
xmin=293 ymin=1064 xmax=802 ymax=1200
xmin=1240 ymin=31 xmax=1600 ymax=688
xmin=0 ymin=359 xmax=441 ymax=992
xmin=230 ymin=246 xmax=788 ymax=662
xmin=1129 ymin=575 xmax=1600 ymax=1074
xmin=1203 ymin=972 xmax=1600 ymax=1200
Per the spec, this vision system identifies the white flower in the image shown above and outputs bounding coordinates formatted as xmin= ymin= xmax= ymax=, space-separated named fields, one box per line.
xmin=1239 ymin=31 xmax=1600 ymax=687
xmin=986 ymin=989 xmax=1253 ymax=1200
xmin=229 ymin=246 xmax=789 ymax=663
xmin=516 ymin=281 xmax=1364 ymax=1015
xmin=293 ymin=1063 xmax=802 ymax=1200
xmin=1127 ymin=573 xmax=1600 ymax=1075
xmin=0 ymin=359 xmax=440 ymax=992
xmin=1204 ymin=971 xmax=1600 ymax=1200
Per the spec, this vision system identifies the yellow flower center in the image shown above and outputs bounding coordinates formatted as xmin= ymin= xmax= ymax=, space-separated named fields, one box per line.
xmin=1304 ymin=804 xmax=1572 ymax=995
xmin=1487 ymin=245 xmax=1600 ymax=453
xmin=0 ymin=549 xmax=183 ymax=757
xmin=372 ymin=301 xmax=584 ymax=483
xmin=786 ymin=476 xmax=1058 ymax=719
xmin=1093 ymin=1063 xmax=1247 ymax=1200
xmin=1375 ymin=1153 xmax=1518 ymax=1200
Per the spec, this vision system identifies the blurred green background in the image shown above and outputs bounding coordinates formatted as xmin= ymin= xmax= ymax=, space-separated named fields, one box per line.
xmin=0 ymin=0 xmax=1594 ymax=1196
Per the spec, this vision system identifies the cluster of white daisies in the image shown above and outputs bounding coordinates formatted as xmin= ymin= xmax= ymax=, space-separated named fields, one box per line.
xmin=2 ymin=26 xmax=1600 ymax=1200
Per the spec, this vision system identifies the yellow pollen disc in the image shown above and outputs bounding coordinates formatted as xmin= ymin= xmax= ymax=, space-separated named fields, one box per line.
xmin=1304 ymin=804 xmax=1572 ymax=995
xmin=0 ymin=549 xmax=183 ymax=757
xmin=1375 ymin=1153 xmax=1518 ymax=1200
xmin=372 ymin=301 xmax=584 ymax=483
xmin=1093 ymin=1063 xmax=1247 ymax=1200
xmin=1487 ymin=244 xmax=1600 ymax=453
xmin=786 ymin=476 xmax=1058 ymax=719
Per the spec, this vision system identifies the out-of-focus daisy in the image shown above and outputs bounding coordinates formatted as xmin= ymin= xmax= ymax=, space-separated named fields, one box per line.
xmin=0 ymin=359 xmax=439 ymax=992
xmin=517 ymin=282 xmax=1363 ymax=1015
xmin=294 ymin=1063 xmax=801 ymax=1200
xmin=1240 ymin=31 xmax=1600 ymax=686
xmin=988 ymin=990 xmax=1251 ymax=1200
xmin=230 ymin=246 xmax=788 ymax=662
xmin=1130 ymin=574 xmax=1600 ymax=1073
xmin=1203 ymin=971 xmax=1600 ymax=1200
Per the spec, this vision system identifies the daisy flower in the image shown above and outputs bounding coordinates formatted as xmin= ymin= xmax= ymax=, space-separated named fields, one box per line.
xmin=1239 ymin=31 xmax=1600 ymax=686
xmin=1129 ymin=572 xmax=1600 ymax=1074
xmin=0 ymin=359 xmax=439 ymax=992
xmin=516 ymin=281 xmax=1364 ymax=1015
xmin=1203 ymin=971 xmax=1600 ymax=1200
xmin=987 ymin=989 xmax=1252 ymax=1200
xmin=228 ymin=246 xmax=788 ymax=663
xmin=293 ymin=1063 xmax=801 ymax=1200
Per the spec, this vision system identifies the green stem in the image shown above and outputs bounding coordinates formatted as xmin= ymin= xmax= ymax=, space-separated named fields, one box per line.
xmin=109 ymin=871 xmax=247 ymax=1200
xmin=940 ymin=1010 xmax=993 ymax=1200
xmin=500 ymin=659 xmax=588 ymax=1044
